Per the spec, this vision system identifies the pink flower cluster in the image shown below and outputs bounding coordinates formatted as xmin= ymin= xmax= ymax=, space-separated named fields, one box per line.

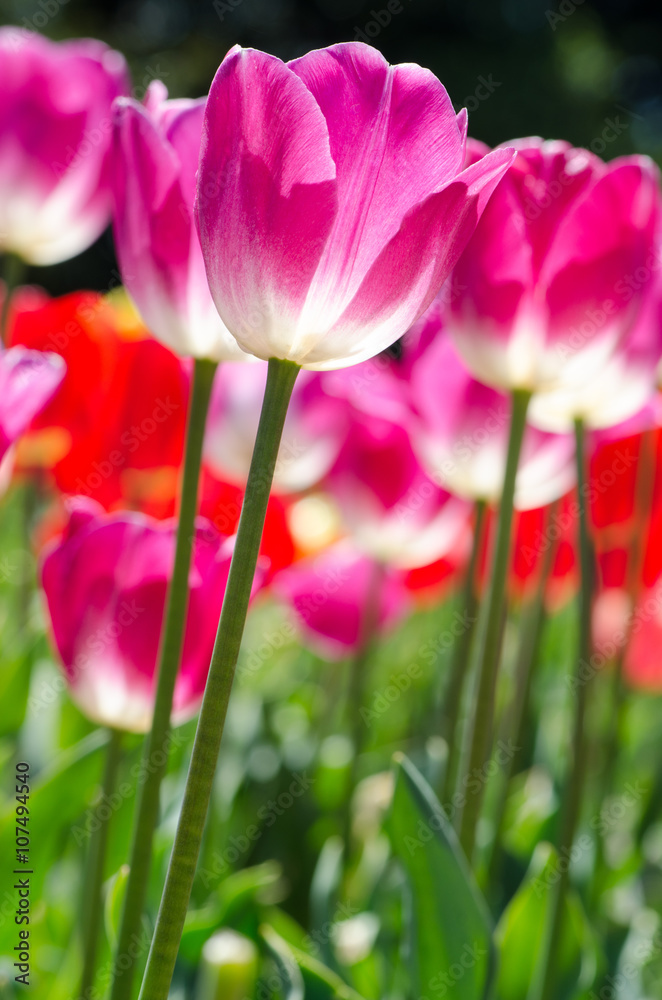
xmin=2 ymin=31 xmax=662 ymax=729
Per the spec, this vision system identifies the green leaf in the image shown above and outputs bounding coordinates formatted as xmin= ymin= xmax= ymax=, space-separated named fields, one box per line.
xmin=180 ymin=861 xmax=282 ymax=964
xmin=104 ymin=863 xmax=130 ymax=951
xmin=309 ymin=836 xmax=344 ymax=968
xmin=260 ymin=926 xmax=366 ymax=1000
xmin=261 ymin=925 xmax=305 ymax=1000
xmin=496 ymin=842 xmax=600 ymax=1000
xmin=387 ymin=752 xmax=495 ymax=1000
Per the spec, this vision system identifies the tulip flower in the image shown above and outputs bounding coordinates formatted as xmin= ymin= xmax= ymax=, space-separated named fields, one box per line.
xmin=111 ymin=82 xmax=248 ymax=362
xmin=528 ymin=273 xmax=662 ymax=432
xmin=408 ymin=302 xmax=576 ymax=508
xmin=9 ymin=290 xmax=189 ymax=514
xmin=0 ymin=30 xmax=129 ymax=265
xmin=446 ymin=137 xmax=661 ymax=415
xmin=272 ymin=542 xmax=410 ymax=659
xmin=0 ymin=345 xmax=64 ymax=462
xmin=325 ymin=366 xmax=469 ymax=569
xmin=203 ymin=363 xmax=348 ymax=492
xmin=139 ymin=44 xmax=514 ymax=1000
xmin=196 ymin=42 xmax=515 ymax=369
xmin=40 ymin=498 xmax=251 ymax=732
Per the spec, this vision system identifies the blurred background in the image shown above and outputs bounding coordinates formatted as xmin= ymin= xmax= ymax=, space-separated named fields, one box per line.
xmin=1 ymin=0 xmax=661 ymax=297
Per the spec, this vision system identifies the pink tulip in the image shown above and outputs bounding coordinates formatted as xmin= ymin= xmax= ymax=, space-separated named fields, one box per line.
xmin=321 ymin=363 xmax=469 ymax=568
xmin=271 ymin=542 xmax=410 ymax=659
xmin=0 ymin=346 xmax=65 ymax=461
xmin=203 ymin=362 xmax=348 ymax=493
xmin=0 ymin=30 xmax=130 ymax=264
xmin=40 ymin=499 xmax=251 ymax=732
xmin=528 ymin=268 xmax=662 ymax=431
xmin=408 ymin=302 xmax=576 ymax=507
xmin=196 ymin=42 xmax=515 ymax=370
xmin=111 ymin=82 xmax=247 ymax=361
xmin=446 ymin=137 xmax=662 ymax=426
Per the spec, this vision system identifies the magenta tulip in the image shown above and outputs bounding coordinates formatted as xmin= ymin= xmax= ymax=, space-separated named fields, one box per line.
xmin=322 ymin=364 xmax=469 ymax=568
xmin=445 ymin=137 xmax=662 ymax=426
xmin=112 ymin=82 xmax=247 ymax=361
xmin=528 ymin=269 xmax=662 ymax=431
xmin=196 ymin=42 xmax=515 ymax=369
xmin=0 ymin=346 xmax=65 ymax=461
xmin=40 ymin=499 xmax=253 ymax=732
xmin=272 ymin=542 xmax=410 ymax=659
xmin=0 ymin=29 xmax=130 ymax=265
xmin=408 ymin=302 xmax=576 ymax=507
xmin=203 ymin=362 xmax=348 ymax=492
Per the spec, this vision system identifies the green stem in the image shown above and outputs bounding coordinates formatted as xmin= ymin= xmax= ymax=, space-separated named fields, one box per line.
xmin=528 ymin=416 xmax=593 ymax=1000
xmin=0 ymin=253 xmax=24 ymax=345
xmin=440 ymin=499 xmax=486 ymax=808
xmin=342 ymin=559 xmax=385 ymax=854
xmin=137 ymin=358 xmax=300 ymax=1000
xmin=486 ymin=501 xmax=558 ymax=892
xmin=109 ymin=357 xmax=217 ymax=1000
xmin=80 ymin=728 xmax=123 ymax=1000
xmin=458 ymin=388 xmax=531 ymax=861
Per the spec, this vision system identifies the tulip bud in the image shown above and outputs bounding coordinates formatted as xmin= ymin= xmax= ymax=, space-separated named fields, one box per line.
xmin=195 ymin=929 xmax=259 ymax=1000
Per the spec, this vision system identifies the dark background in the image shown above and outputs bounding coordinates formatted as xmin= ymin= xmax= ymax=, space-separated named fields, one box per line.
xmin=2 ymin=0 xmax=661 ymax=295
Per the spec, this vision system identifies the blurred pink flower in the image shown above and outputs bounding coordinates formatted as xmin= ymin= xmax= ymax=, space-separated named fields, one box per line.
xmin=111 ymin=82 xmax=247 ymax=361
xmin=203 ymin=362 xmax=348 ymax=493
xmin=0 ymin=345 xmax=65 ymax=461
xmin=0 ymin=30 xmax=130 ymax=264
xmin=446 ymin=137 xmax=662 ymax=428
xmin=196 ymin=42 xmax=514 ymax=369
xmin=528 ymin=268 xmax=662 ymax=431
xmin=272 ymin=542 xmax=410 ymax=659
xmin=407 ymin=302 xmax=576 ymax=508
xmin=40 ymin=499 xmax=253 ymax=732
xmin=322 ymin=362 xmax=470 ymax=568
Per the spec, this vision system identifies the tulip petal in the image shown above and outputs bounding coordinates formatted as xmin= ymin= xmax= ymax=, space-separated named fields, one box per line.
xmin=0 ymin=347 xmax=65 ymax=461
xmin=196 ymin=46 xmax=338 ymax=361
xmin=289 ymin=42 xmax=464 ymax=336
xmin=295 ymin=147 xmax=515 ymax=369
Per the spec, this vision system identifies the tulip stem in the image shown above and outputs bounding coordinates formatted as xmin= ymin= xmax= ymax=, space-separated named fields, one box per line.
xmin=458 ymin=388 xmax=531 ymax=862
xmin=486 ymin=501 xmax=558 ymax=893
xmin=109 ymin=356 xmax=217 ymax=1000
xmin=440 ymin=499 xmax=486 ymax=808
xmin=0 ymin=252 xmax=24 ymax=344
xmin=80 ymin=728 xmax=123 ymax=1000
xmin=529 ymin=416 xmax=593 ymax=1000
xmin=342 ymin=559 xmax=385 ymax=855
xmin=137 ymin=357 xmax=300 ymax=1000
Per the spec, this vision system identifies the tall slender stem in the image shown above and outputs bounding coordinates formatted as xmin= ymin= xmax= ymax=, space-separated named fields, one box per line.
xmin=138 ymin=358 xmax=300 ymax=1000
xmin=80 ymin=728 xmax=123 ymax=1000
xmin=0 ymin=252 xmax=24 ymax=344
xmin=342 ymin=559 xmax=385 ymax=854
xmin=109 ymin=357 xmax=217 ymax=1000
xmin=487 ymin=501 xmax=558 ymax=891
xmin=529 ymin=416 xmax=593 ymax=1000
xmin=458 ymin=388 xmax=531 ymax=861
xmin=591 ymin=428 xmax=656 ymax=909
xmin=440 ymin=499 xmax=486 ymax=807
